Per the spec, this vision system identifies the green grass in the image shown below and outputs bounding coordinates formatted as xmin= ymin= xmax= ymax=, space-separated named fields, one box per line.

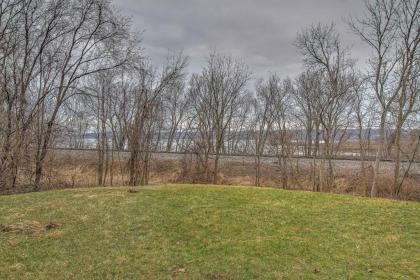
xmin=0 ymin=185 xmax=419 ymax=279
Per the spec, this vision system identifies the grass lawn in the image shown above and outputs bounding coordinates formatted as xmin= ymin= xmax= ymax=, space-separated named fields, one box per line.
xmin=0 ymin=185 xmax=419 ymax=279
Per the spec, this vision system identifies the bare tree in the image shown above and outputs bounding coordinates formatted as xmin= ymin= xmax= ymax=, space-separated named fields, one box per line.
xmin=272 ymin=78 xmax=292 ymax=189
xmin=390 ymin=0 xmax=420 ymax=195
xmin=352 ymin=73 xmax=376 ymax=194
xmin=296 ymin=23 xmax=355 ymax=190
xmin=189 ymin=52 xmax=250 ymax=184
xmin=252 ymin=74 xmax=279 ymax=187
xmin=0 ymin=0 xmax=134 ymax=191
xmin=162 ymin=80 xmax=190 ymax=152
xmin=33 ymin=0 xmax=134 ymax=188
xmin=0 ymin=0 xmax=67 ymax=190
xmin=350 ymin=0 xmax=420 ymax=197
xmin=127 ymin=54 xmax=187 ymax=186
xmin=349 ymin=0 xmax=399 ymax=197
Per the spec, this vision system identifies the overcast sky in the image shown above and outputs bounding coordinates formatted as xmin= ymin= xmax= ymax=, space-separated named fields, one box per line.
xmin=112 ymin=0 xmax=369 ymax=80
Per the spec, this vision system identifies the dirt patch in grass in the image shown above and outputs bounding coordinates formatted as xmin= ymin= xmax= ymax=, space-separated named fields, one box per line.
xmin=171 ymin=267 xmax=187 ymax=278
xmin=45 ymin=221 xmax=61 ymax=230
xmin=127 ymin=188 xmax=139 ymax=193
xmin=0 ymin=221 xmax=61 ymax=234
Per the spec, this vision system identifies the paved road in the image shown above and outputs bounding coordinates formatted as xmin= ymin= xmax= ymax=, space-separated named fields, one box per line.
xmin=51 ymin=148 xmax=420 ymax=175
xmin=152 ymin=152 xmax=420 ymax=174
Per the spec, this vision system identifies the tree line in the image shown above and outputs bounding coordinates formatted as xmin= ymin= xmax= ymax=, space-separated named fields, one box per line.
xmin=0 ymin=0 xmax=419 ymax=197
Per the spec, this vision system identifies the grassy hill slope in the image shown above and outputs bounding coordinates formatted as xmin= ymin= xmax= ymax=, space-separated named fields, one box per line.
xmin=1 ymin=185 xmax=419 ymax=279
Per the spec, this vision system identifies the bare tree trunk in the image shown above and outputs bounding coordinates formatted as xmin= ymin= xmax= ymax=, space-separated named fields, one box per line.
xmin=213 ymin=146 xmax=220 ymax=184
xmin=371 ymin=114 xmax=386 ymax=197
xmin=393 ymin=122 xmax=402 ymax=196
xmin=110 ymin=148 xmax=114 ymax=186
xmin=358 ymin=126 xmax=368 ymax=194
xmin=281 ymin=148 xmax=288 ymax=189
xmin=255 ymin=153 xmax=261 ymax=187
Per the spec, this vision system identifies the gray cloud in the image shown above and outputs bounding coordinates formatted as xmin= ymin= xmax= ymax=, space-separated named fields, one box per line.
xmin=112 ymin=0 xmax=369 ymax=80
